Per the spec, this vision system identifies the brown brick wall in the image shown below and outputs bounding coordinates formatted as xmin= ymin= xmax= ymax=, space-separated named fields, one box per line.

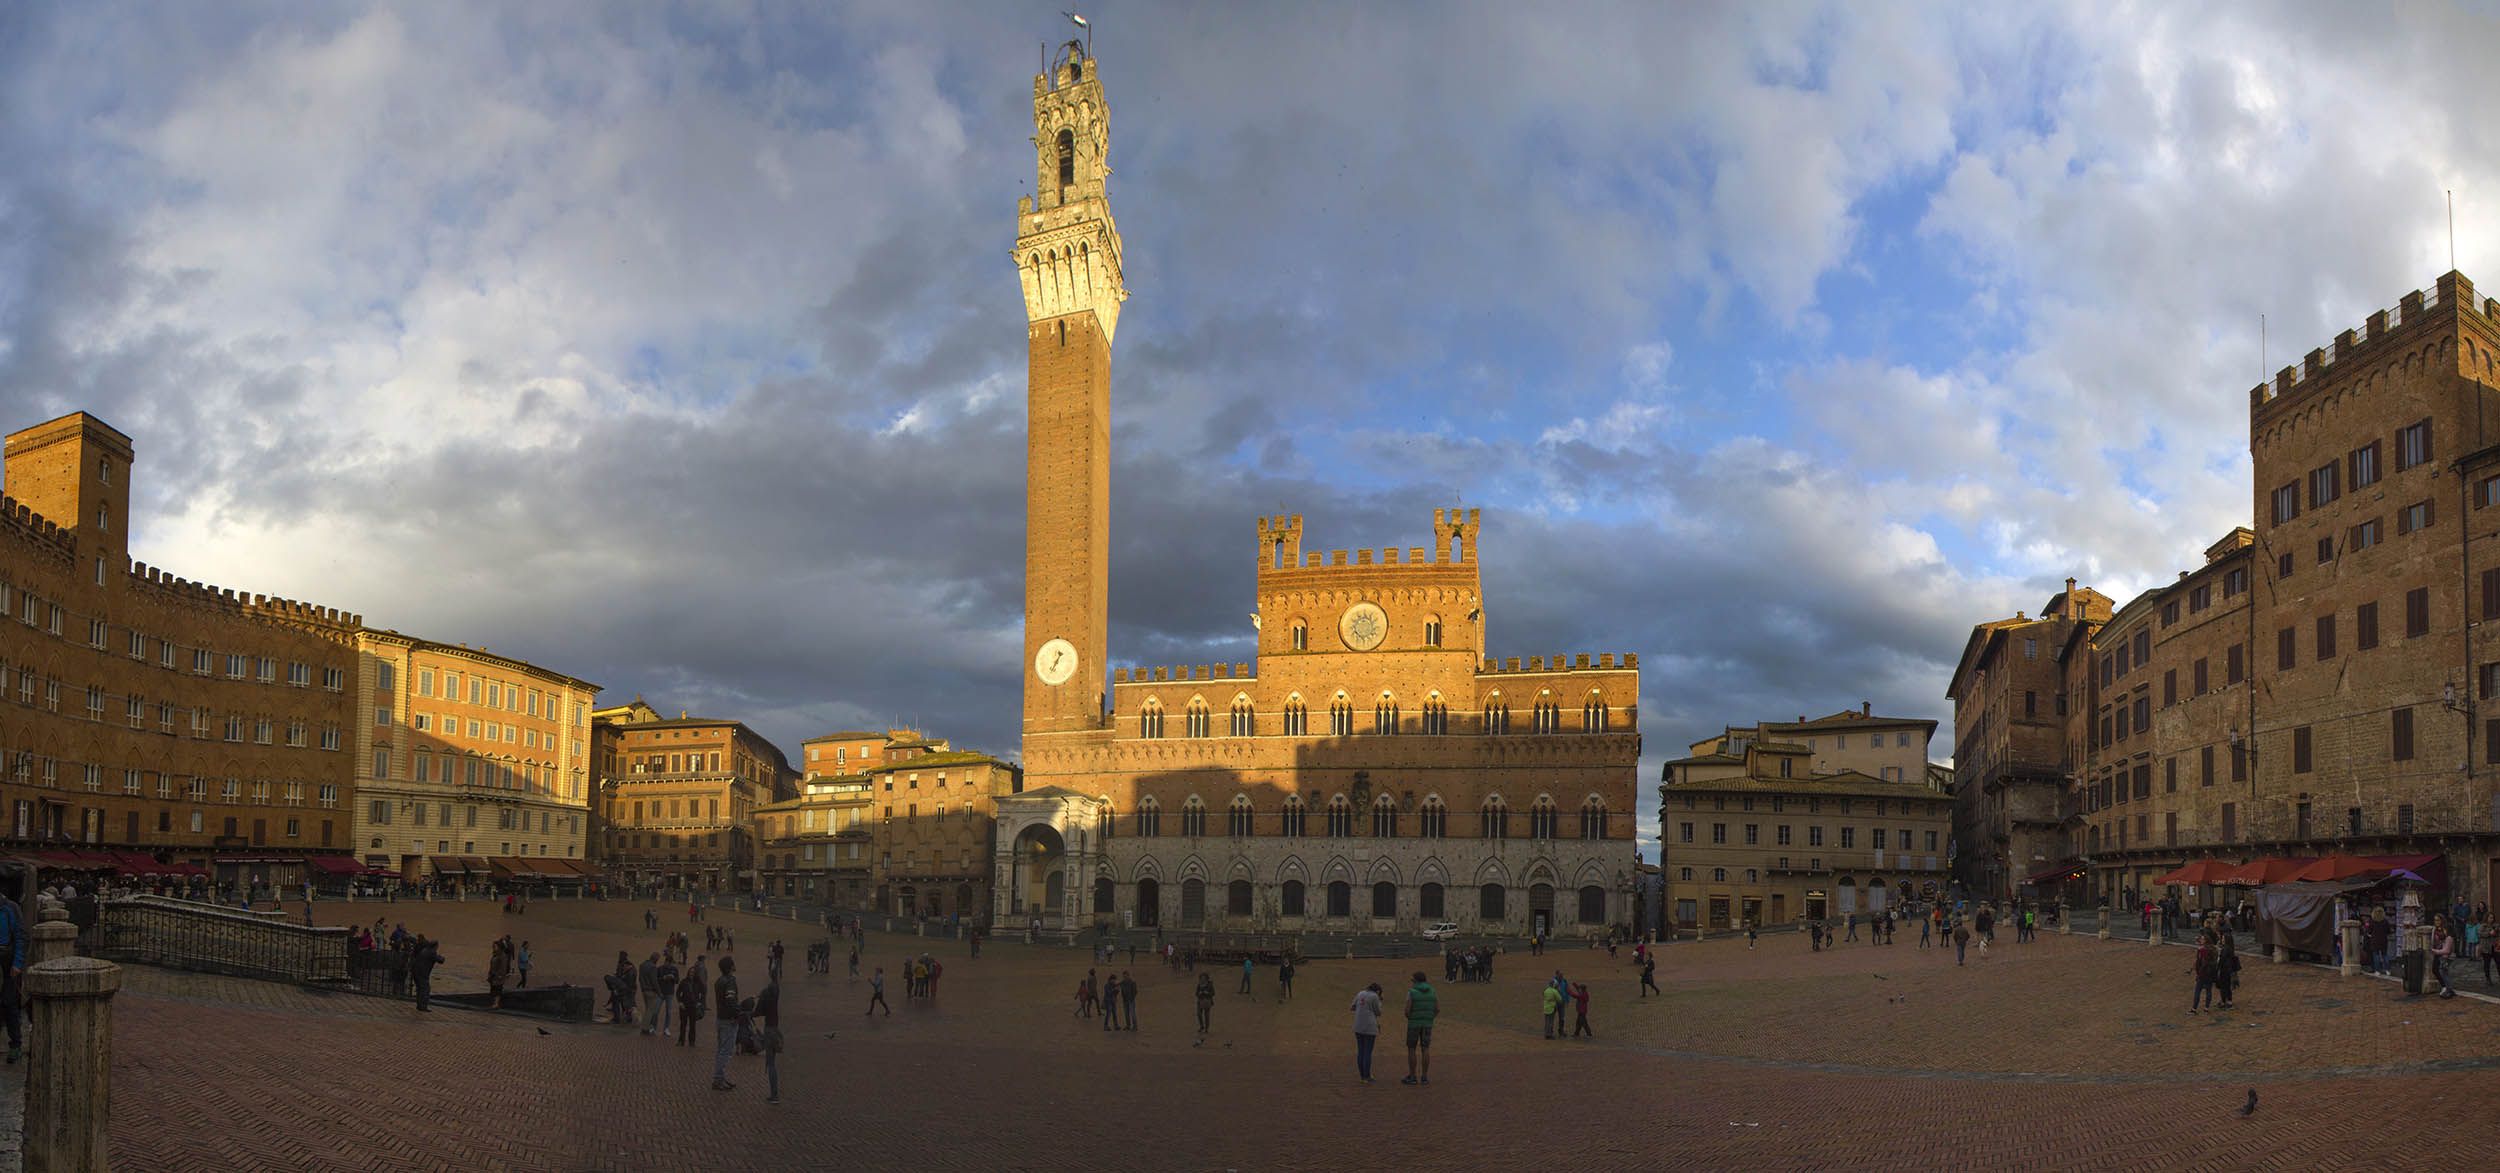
xmin=1024 ymin=309 xmax=1113 ymax=735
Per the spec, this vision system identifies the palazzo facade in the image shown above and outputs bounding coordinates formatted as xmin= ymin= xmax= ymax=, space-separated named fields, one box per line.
xmin=992 ymin=44 xmax=1643 ymax=938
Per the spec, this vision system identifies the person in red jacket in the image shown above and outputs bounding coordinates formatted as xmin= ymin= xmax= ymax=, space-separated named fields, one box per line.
xmin=1569 ymin=981 xmax=1593 ymax=1038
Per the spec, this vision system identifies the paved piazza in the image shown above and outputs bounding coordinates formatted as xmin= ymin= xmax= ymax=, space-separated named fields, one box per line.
xmin=109 ymin=900 xmax=2500 ymax=1170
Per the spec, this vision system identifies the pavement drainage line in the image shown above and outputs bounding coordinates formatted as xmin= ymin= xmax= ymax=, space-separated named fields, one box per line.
xmin=1458 ymin=1015 xmax=2500 ymax=1086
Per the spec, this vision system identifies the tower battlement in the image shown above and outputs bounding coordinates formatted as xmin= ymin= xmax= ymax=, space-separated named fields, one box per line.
xmin=2249 ymin=270 xmax=2487 ymax=420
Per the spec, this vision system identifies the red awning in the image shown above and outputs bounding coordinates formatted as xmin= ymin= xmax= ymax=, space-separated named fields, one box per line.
xmin=36 ymin=851 xmax=108 ymax=870
xmin=2153 ymin=860 xmax=2238 ymax=886
xmin=2025 ymin=860 xmax=2086 ymax=885
xmin=2217 ymin=857 xmax=2313 ymax=885
xmin=2293 ymin=855 xmax=2391 ymax=883
xmin=305 ymin=856 xmax=363 ymax=876
xmin=2371 ymin=853 xmax=2441 ymax=871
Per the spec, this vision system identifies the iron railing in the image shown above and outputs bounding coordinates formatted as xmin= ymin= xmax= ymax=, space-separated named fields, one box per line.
xmin=95 ymin=895 xmax=349 ymax=984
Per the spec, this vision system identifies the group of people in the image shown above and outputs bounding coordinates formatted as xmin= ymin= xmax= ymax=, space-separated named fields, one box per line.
xmin=1073 ymin=968 xmax=1141 ymax=1028
xmin=1442 ymin=945 xmax=1498 ymax=983
xmin=2188 ymin=916 xmax=2244 ymax=1011
xmin=485 ymin=935 xmax=529 ymax=1007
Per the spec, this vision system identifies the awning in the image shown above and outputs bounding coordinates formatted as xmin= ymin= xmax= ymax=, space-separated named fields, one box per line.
xmin=36 ymin=851 xmax=109 ymax=870
xmin=427 ymin=856 xmax=472 ymax=877
xmin=305 ymin=856 xmax=364 ymax=877
xmin=2218 ymin=857 xmax=2314 ymax=886
xmin=2292 ymin=855 xmax=2390 ymax=883
xmin=2152 ymin=860 xmax=2236 ymax=886
xmin=108 ymin=852 xmax=164 ymax=876
xmin=460 ymin=856 xmax=491 ymax=875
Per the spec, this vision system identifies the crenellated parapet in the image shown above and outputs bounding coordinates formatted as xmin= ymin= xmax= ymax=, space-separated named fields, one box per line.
xmin=0 ymin=494 xmax=77 ymax=561
xmin=2249 ymin=270 xmax=2495 ymax=427
xmin=1479 ymin=653 xmax=1637 ymax=674
xmin=122 ymin=560 xmax=361 ymax=635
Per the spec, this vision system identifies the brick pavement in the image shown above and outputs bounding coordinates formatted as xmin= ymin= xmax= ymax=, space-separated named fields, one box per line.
xmin=101 ymin=900 xmax=2500 ymax=1170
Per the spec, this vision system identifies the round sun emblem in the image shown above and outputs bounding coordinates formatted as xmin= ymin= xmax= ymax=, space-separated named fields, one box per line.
xmin=1339 ymin=602 xmax=1388 ymax=652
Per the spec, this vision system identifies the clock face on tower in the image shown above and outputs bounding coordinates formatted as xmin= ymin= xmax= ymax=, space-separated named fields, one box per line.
xmin=1339 ymin=603 xmax=1388 ymax=652
xmin=1034 ymin=638 xmax=1079 ymax=686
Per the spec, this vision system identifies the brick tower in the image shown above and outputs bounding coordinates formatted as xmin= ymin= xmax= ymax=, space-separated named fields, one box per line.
xmin=1018 ymin=40 xmax=1125 ymax=742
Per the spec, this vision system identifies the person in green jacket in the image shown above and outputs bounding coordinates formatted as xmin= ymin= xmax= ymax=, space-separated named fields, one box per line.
xmin=1541 ymin=982 xmax=1563 ymax=1039
xmin=1401 ymin=972 xmax=1439 ymax=1085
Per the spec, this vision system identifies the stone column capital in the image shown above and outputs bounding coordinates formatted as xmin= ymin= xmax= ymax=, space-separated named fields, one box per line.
xmin=26 ymin=956 xmax=121 ymax=1001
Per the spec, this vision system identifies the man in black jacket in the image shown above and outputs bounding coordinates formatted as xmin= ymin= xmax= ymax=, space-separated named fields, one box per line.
xmin=409 ymin=936 xmax=443 ymax=1013
xmin=712 ymin=956 xmax=744 ymax=1091
xmin=637 ymin=952 xmax=662 ymax=1035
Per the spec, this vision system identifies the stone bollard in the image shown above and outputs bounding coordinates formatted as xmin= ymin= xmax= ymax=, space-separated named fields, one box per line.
xmin=2271 ymin=945 xmax=2286 ymax=964
xmin=2147 ymin=910 xmax=2163 ymax=947
xmin=24 ymin=955 xmax=121 ymax=1173
xmin=2097 ymin=908 xmax=2110 ymax=940
xmin=29 ymin=898 xmax=77 ymax=968
xmin=2341 ymin=920 xmax=2363 ymax=977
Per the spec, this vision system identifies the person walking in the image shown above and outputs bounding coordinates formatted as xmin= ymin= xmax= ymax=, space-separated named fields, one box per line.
xmin=867 ymin=966 xmax=892 ymax=1016
xmin=2431 ymin=918 xmax=2458 ymax=999
xmin=1639 ymin=956 xmax=1660 ymax=998
xmin=754 ymin=973 xmax=782 ymax=1105
xmin=1119 ymin=971 xmax=1139 ymax=1030
xmin=487 ymin=936 xmax=513 ymax=1010
xmin=610 ymin=951 xmax=638 ymax=1024
xmin=1745 ymin=922 xmax=1758 ymax=950
xmin=1240 ymin=956 xmax=1254 ymax=995
xmin=711 ymin=956 xmax=743 ymax=1091
xmin=1569 ymin=981 xmax=1593 ymax=1038
xmin=637 ymin=952 xmax=662 ymax=1034
xmin=1919 ymin=914 xmax=1932 ymax=949
xmin=654 ymin=952 xmax=680 ymax=1039
xmin=2215 ymin=927 xmax=2240 ymax=1008
xmin=1076 ymin=970 xmax=1097 ymax=1018
xmin=2190 ymin=930 xmax=2217 ymax=1013
xmin=517 ymin=940 xmax=533 ymax=988
xmin=1540 ymin=980 xmax=1563 ymax=1039
xmin=1194 ymin=973 xmax=1215 ymax=1036
xmin=1350 ymin=982 xmax=1384 ymax=1084
xmin=677 ymin=957 xmax=708 ymax=1047
xmin=1278 ymin=958 xmax=1296 ymax=1001
xmin=1400 ymin=971 xmax=1438 ymax=1086
xmin=1952 ymin=916 xmax=1970 ymax=966
xmin=409 ymin=935 xmax=443 ymax=1014
xmin=1102 ymin=970 xmax=1119 ymax=1031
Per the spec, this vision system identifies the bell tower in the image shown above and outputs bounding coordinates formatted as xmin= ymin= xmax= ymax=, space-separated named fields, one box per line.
xmin=1018 ymin=41 xmax=1125 ymax=742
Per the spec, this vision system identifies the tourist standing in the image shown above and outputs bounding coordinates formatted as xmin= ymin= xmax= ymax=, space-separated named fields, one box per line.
xmin=1400 ymin=972 xmax=1438 ymax=1086
xmin=487 ymin=936 xmax=512 ymax=1010
xmin=1120 ymin=971 xmax=1139 ymax=1030
xmin=1076 ymin=970 xmax=1097 ymax=1018
xmin=754 ymin=974 xmax=782 ymax=1105
xmin=650 ymin=953 xmax=678 ymax=1037
xmin=1349 ymin=982 xmax=1384 ymax=1084
xmin=1569 ymin=981 xmax=1592 ymax=1038
xmin=2189 ymin=930 xmax=2216 ymax=1013
xmin=409 ymin=936 xmax=443 ymax=1013
xmin=517 ymin=941 xmax=532 ymax=987
xmin=1195 ymin=973 xmax=1215 ymax=1036
xmin=1540 ymin=981 xmax=1562 ymax=1039
xmin=1918 ymin=914 xmax=1932 ymax=949
xmin=1952 ymin=916 xmax=1970 ymax=966
xmin=1240 ymin=956 xmax=1254 ymax=995
xmin=1279 ymin=958 xmax=1296 ymax=1001
xmin=2215 ymin=928 xmax=2240 ymax=1008
xmin=711 ymin=956 xmax=743 ymax=1090
xmin=2431 ymin=918 xmax=2457 ymax=999
xmin=677 ymin=957 xmax=708 ymax=1046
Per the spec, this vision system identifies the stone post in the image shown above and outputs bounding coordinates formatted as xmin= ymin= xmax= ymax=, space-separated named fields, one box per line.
xmin=24 ymin=955 xmax=121 ymax=1173
xmin=2340 ymin=920 xmax=2362 ymax=977
xmin=2147 ymin=910 xmax=2163 ymax=947
xmin=29 ymin=898 xmax=76 ymax=968
xmin=2096 ymin=907 xmax=2110 ymax=940
xmin=2271 ymin=944 xmax=2286 ymax=964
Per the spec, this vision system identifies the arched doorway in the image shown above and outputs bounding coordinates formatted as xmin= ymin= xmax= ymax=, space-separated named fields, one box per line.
xmin=1867 ymin=877 xmax=1888 ymax=913
xmin=1530 ymin=883 xmax=1556 ymax=937
xmin=1479 ymin=883 xmax=1506 ymax=921
xmin=899 ymin=885 xmax=919 ymax=917
xmin=1226 ymin=879 xmax=1253 ymax=916
xmin=1135 ymin=878 xmax=1160 ymax=927
xmin=1011 ymin=823 xmax=1068 ymax=919
xmin=1181 ymin=878 xmax=1206 ymax=926
xmin=1093 ymin=877 xmax=1114 ymax=915
xmin=1837 ymin=876 xmax=1857 ymax=915
xmin=1281 ymin=879 xmax=1306 ymax=917
xmin=1577 ymin=884 xmax=1606 ymax=924
xmin=1372 ymin=881 xmax=1397 ymax=919
xmin=1326 ymin=880 xmax=1352 ymax=917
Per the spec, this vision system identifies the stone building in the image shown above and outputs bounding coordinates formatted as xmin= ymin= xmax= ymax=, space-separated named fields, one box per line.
xmin=593 ymin=705 xmax=797 ymax=891
xmin=1659 ymin=738 xmax=1952 ymax=930
xmin=867 ymin=749 xmax=1021 ymax=921
xmin=1959 ymin=270 xmax=2500 ymax=911
xmin=1946 ymin=580 xmax=2111 ymax=901
xmin=754 ymin=773 xmax=874 ymax=904
xmin=0 ymin=412 xmax=364 ymax=888
xmin=1686 ymin=706 xmax=1938 ymax=784
xmin=992 ymin=43 xmax=1643 ymax=939
xmin=348 ymin=630 xmax=599 ymax=883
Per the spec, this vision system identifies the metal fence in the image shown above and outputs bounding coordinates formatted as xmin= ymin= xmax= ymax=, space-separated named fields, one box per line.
xmin=94 ymin=895 xmax=349 ymax=984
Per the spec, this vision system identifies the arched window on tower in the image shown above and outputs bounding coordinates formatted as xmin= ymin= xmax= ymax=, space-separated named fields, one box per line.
xmin=1185 ymin=699 xmax=1211 ymax=739
xmin=1372 ymin=794 xmax=1398 ymax=838
xmin=1136 ymin=796 xmax=1161 ymax=838
xmin=1056 ymin=129 xmax=1075 ymax=189
xmin=1423 ymin=694 xmax=1448 ymax=735
xmin=1282 ymin=696 xmax=1308 ymax=736
xmin=1528 ymin=796 xmax=1558 ymax=840
xmin=1280 ymin=795 xmax=1307 ymax=837
xmin=1229 ymin=696 xmax=1254 ymax=737
xmin=1580 ymin=797 xmax=1608 ymax=840
xmin=1374 ymin=696 xmax=1400 ymax=735
xmin=1419 ymin=795 xmax=1447 ymax=839
xmin=1228 ymin=794 xmax=1255 ymax=837
xmin=1291 ymin=621 xmax=1308 ymax=652
xmin=1330 ymin=695 xmax=1355 ymax=737
xmin=1480 ymin=795 xmax=1509 ymax=839
xmin=1423 ymin=615 xmax=1442 ymax=647
xmin=1583 ymin=694 xmax=1608 ymax=732
xmin=1139 ymin=700 xmax=1164 ymax=739
xmin=1181 ymin=796 xmax=1206 ymax=838
xmin=1326 ymin=795 xmax=1354 ymax=838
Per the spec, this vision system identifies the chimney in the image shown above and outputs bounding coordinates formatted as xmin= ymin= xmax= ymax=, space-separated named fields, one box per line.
xmin=1862 ymin=701 xmax=1871 ymax=716
xmin=2065 ymin=577 xmax=2076 ymax=594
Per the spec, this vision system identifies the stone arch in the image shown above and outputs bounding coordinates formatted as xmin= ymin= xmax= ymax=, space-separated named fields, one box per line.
xmin=1415 ymin=856 xmax=1449 ymax=886
xmin=1321 ymin=855 xmax=1355 ymax=884
xmin=1475 ymin=856 xmax=1510 ymax=885
xmin=1366 ymin=857 xmax=1402 ymax=884
xmin=1524 ymin=860 xmax=1559 ymax=886
xmin=1129 ymin=855 xmax=1163 ymax=881
xmin=1572 ymin=858 xmax=1608 ymax=887
xmin=1226 ymin=856 xmax=1256 ymax=882
xmin=1274 ymin=854 xmax=1309 ymax=884
xmin=1177 ymin=854 xmax=1208 ymax=881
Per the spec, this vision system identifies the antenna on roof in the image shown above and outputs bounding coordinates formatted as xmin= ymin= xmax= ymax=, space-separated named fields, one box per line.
xmin=2449 ymin=189 xmax=2458 ymax=273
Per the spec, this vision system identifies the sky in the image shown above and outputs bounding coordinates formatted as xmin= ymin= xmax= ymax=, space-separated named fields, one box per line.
xmin=6 ymin=1 xmax=2500 ymax=861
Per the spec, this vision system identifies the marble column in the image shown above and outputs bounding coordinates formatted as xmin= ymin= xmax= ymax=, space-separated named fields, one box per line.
xmin=24 ymin=956 xmax=121 ymax=1173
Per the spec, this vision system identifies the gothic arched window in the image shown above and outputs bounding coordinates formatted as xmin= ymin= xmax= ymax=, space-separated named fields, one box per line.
xmin=1056 ymin=129 xmax=1075 ymax=188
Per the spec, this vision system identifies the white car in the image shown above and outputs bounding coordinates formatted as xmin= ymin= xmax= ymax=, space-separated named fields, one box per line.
xmin=1420 ymin=922 xmax=1461 ymax=941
